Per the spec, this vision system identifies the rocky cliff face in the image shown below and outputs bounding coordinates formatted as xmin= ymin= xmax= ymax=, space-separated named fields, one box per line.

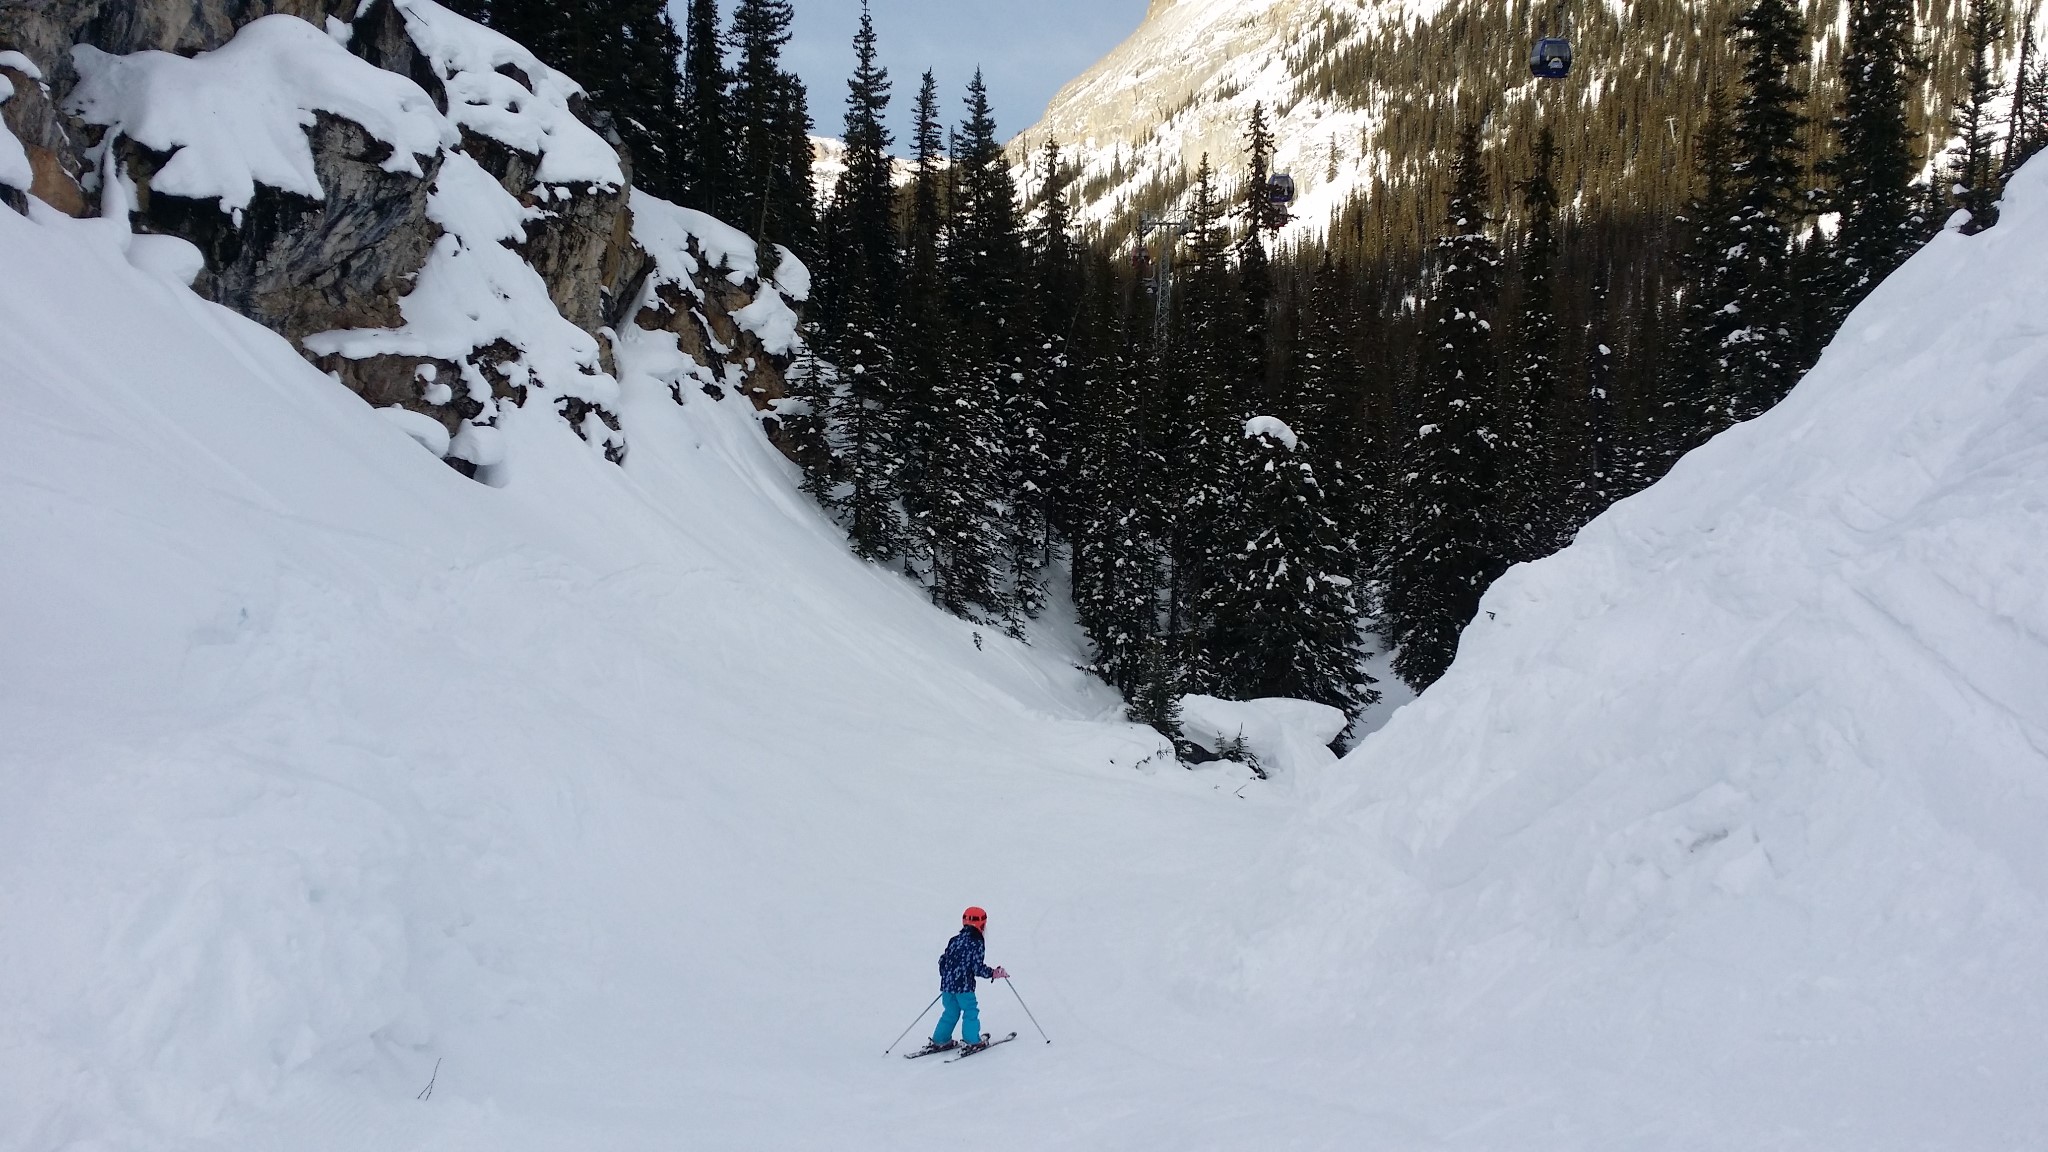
xmin=0 ymin=0 xmax=802 ymax=476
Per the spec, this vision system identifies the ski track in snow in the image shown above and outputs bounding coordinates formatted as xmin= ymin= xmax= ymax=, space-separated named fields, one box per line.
xmin=5 ymin=134 xmax=2048 ymax=1152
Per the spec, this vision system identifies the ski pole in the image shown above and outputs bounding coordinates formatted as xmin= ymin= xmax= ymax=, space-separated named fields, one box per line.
xmin=1005 ymin=978 xmax=1051 ymax=1044
xmin=884 ymin=994 xmax=943 ymax=1055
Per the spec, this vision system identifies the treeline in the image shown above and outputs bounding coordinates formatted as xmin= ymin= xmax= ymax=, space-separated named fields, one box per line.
xmin=475 ymin=0 xmax=2042 ymax=744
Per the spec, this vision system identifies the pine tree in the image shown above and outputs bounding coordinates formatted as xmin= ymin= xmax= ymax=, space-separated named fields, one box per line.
xmin=1208 ymin=419 xmax=1376 ymax=715
xmin=676 ymin=0 xmax=732 ymax=216
xmin=830 ymin=295 xmax=908 ymax=561
xmin=1237 ymin=104 xmax=1282 ymax=404
xmin=919 ymin=360 xmax=1011 ymax=620
xmin=1680 ymin=87 xmax=1743 ymax=440
xmin=1510 ymin=123 xmax=1566 ymax=559
xmin=1721 ymin=0 xmax=1812 ymax=420
xmin=729 ymin=0 xmax=816 ymax=257
xmin=815 ymin=2 xmax=899 ymax=332
xmin=1289 ymin=253 xmax=1377 ymax=580
xmin=947 ymin=71 xmax=1040 ymax=626
xmin=1164 ymin=156 xmax=1244 ymax=686
xmin=1125 ymin=633 xmax=1187 ymax=741
xmin=1949 ymin=0 xmax=2008 ymax=234
xmin=1377 ymin=123 xmax=1509 ymax=691
xmin=897 ymin=72 xmax=950 ymax=552
xmin=2007 ymin=17 xmax=2048 ymax=172
xmin=1826 ymin=0 xmax=1923 ymax=318
xmin=480 ymin=0 xmax=685 ymax=199
xmin=1027 ymin=138 xmax=1085 ymax=542
xmin=1071 ymin=328 xmax=1167 ymax=694
xmin=1580 ymin=280 xmax=1620 ymax=518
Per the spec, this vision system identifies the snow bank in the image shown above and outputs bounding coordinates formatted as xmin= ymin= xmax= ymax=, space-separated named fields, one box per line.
xmin=0 ymin=73 xmax=30 ymax=193
xmin=387 ymin=0 xmax=623 ymax=188
xmin=67 ymin=15 xmax=451 ymax=215
xmin=1179 ymin=693 xmax=1345 ymax=778
xmin=1226 ymin=157 xmax=2048 ymax=1147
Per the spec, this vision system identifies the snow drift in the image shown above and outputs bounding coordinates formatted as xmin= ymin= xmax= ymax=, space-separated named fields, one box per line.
xmin=1223 ymin=161 xmax=2048 ymax=1146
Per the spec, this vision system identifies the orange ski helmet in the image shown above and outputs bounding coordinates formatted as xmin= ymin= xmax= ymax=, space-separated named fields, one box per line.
xmin=962 ymin=906 xmax=988 ymax=930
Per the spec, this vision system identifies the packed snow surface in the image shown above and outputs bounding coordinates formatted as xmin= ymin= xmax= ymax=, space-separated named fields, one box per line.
xmin=6 ymin=155 xmax=2048 ymax=1152
xmin=67 ymin=15 xmax=450 ymax=214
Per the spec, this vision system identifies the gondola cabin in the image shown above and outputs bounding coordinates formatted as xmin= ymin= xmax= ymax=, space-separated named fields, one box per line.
xmin=1267 ymin=173 xmax=1297 ymax=208
xmin=1529 ymin=36 xmax=1573 ymax=79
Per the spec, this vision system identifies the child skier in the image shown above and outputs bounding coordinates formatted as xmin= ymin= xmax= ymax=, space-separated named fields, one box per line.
xmin=922 ymin=906 xmax=1008 ymax=1054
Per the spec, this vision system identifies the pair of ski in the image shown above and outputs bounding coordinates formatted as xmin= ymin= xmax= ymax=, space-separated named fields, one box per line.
xmin=904 ymin=1032 xmax=1018 ymax=1063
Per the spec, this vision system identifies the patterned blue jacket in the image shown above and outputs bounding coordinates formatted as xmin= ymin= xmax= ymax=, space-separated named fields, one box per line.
xmin=938 ymin=927 xmax=994 ymax=994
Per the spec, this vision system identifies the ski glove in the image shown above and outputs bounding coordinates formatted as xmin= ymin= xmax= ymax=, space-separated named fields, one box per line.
xmin=990 ymin=966 xmax=1009 ymax=979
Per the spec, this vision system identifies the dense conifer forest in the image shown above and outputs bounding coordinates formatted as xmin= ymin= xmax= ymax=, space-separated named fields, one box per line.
xmin=465 ymin=0 xmax=2046 ymax=744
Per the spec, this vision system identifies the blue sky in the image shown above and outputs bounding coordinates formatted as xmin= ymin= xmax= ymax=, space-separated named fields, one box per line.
xmin=709 ymin=0 xmax=1152 ymax=147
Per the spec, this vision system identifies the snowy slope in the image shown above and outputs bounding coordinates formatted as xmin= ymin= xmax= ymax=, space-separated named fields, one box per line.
xmin=5 ymin=111 xmax=2048 ymax=1152
xmin=1220 ymin=165 xmax=2048 ymax=1146
xmin=0 ymin=196 xmax=1297 ymax=1152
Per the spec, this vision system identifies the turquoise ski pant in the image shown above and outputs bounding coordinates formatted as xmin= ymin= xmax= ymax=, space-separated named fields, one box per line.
xmin=932 ymin=990 xmax=980 ymax=1046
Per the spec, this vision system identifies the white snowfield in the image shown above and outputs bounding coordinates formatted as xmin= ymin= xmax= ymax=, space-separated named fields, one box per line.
xmin=3 ymin=141 xmax=2047 ymax=1152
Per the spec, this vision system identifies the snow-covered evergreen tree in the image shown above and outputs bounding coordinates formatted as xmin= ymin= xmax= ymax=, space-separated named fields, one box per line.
xmin=1510 ymin=123 xmax=1566 ymax=560
xmin=827 ymin=299 xmax=908 ymax=562
xmin=946 ymin=71 xmax=1039 ymax=628
xmin=1023 ymin=139 xmax=1083 ymax=573
xmin=1071 ymin=332 xmax=1167 ymax=694
xmin=481 ymin=0 xmax=685 ymax=199
xmin=2006 ymin=20 xmax=2048 ymax=173
xmin=1378 ymin=123 xmax=1510 ymax=691
xmin=1680 ymin=87 xmax=1742 ymax=440
xmin=814 ymin=2 xmax=899 ymax=332
xmin=676 ymin=0 xmax=732 ymax=217
xmin=1288 ymin=254 xmax=1378 ymax=586
xmin=729 ymin=0 xmax=815 ymax=257
xmin=1208 ymin=418 xmax=1376 ymax=715
xmin=1949 ymin=0 xmax=2008 ymax=235
xmin=1237 ymin=104 xmax=1281 ymax=405
xmin=1721 ymin=0 xmax=1812 ymax=421
xmin=1826 ymin=0 xmax=1924 ymax=318
xmin=897 ymin=70 xmax=950 ymax=550
xmin=1164 ymin=156 xmax=1246 ymax=684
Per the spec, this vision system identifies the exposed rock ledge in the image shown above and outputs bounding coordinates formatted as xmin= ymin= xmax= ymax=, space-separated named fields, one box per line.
xmin=0 ymin=0 xmax=804 ymax=475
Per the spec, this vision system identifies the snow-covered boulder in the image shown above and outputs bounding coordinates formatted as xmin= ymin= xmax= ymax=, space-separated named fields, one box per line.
xmin=1178 ymin=693 xmax=1347 ymax=778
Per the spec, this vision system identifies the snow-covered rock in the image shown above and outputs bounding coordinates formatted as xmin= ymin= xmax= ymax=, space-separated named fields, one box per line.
xmin=619 ymin=190 xmax=808 ymax=422
xmin=0 ymin=71 xmax=30 ymax=197
xmin=1179 ymin=693 xmax=1346 ymax=778
xmin=69 ymin=15 xmax=450 ymax=215
xmin=13 ymin=2 xmax=805 ymax=476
